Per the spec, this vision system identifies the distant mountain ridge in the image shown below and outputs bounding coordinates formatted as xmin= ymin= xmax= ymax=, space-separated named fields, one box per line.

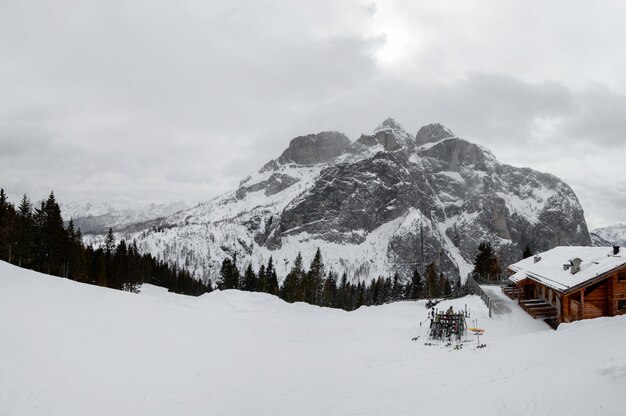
xmin=591 ymin=224 xmax=626 ymax=247
xmin=62 ymin=201 xmax=189 ymax=234
xmin=90 ymin=118 xmax=591 ymax=283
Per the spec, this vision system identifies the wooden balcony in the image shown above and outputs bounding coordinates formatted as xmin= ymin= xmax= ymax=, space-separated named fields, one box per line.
xmin=502 ymin=286 xmax=520 ymax=300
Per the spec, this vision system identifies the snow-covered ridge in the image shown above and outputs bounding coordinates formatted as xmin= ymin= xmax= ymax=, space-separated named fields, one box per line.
xmin=63 ymin=200 xmax=189 ymax=234
xmin=592 ymin=223 xmax=626 ymax=246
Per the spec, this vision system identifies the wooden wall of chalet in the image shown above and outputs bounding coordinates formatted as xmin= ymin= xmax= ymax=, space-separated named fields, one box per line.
xmin=582 ymin=280 xmax=609 ymax=319
xmin=560 ymin=265 xmax=626 ymax=323
xmin=608 ymin=267 xmax=626 ymax=316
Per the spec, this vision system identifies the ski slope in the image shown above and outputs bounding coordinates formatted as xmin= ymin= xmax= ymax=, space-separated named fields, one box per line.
xmin=1 ymin=261 xmax=626 ymax=415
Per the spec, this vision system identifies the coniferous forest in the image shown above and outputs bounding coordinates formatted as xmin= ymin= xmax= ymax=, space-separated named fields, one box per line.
xmin=0 ymin=188 xmax=458 ymax=308
xmin=216 ymin=248 xmax=457 ymax=311
xmin=0 ymin=189 xmax=210 ymax=295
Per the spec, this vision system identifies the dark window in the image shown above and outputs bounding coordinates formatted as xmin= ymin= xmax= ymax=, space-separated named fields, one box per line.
xmin=619 ymin=272 xmax=626 ymax=282
xmin=619 ymin=300 xmax=626 ymax=310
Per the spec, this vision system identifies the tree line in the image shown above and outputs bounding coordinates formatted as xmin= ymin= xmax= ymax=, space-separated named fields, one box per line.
xmin=217 ymin=248 xmax=457 ymax=311
xmin=0 ymin=187 xmax=461 ymax=307
xmin=0 ymin=189 xmax=210 ymax=295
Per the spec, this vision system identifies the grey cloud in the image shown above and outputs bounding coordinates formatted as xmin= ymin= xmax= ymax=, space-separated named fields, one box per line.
xmin=1 ymin=0 xmax=625 ymax=229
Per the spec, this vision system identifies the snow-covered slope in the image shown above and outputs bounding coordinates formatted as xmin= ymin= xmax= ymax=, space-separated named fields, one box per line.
xmin=94 ymin=119 xmax=590 ymax=283
xmin=592 ymin=223 xmax=626 ymax=246
xmin=1 ymin=261 xmax=625 ymax=416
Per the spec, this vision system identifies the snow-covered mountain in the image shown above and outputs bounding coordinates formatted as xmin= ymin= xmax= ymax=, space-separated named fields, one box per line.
xmin=62 ymin=200 xmax=189 ymax=234
xmin=101 ymin=118 xmax=590 ymax=283
xmin=591 ymin=223 xmax=626 ymax=247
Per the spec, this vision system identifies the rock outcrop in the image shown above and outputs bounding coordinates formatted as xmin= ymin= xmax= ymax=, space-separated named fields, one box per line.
xmin=276 ymin=131 xmax=351 ymax=165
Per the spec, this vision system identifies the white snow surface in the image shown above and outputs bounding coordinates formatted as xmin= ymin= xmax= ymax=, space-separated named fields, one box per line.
xmin=508 ymin=246 xmax=626 ymax=292
xmin=2 ymin=261 xmax=626 ymax=415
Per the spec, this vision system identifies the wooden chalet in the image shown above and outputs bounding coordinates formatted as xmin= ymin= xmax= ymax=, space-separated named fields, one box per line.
xmin=506 ymin=246 xmax=626 ymax=324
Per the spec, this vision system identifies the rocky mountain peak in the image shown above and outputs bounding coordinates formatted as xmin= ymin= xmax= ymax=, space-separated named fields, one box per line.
xmin=354 ymin=117 xmax=414 ymax=152
xmin=374 ymin=117 xmax=403 ymax=133
xmin=373 ymin=117 xmax=413 ymax=149
xmin=415 ymin=123 xmax=455 ymax=146
xmin=277 ymin=131 xmax=351 ymax=165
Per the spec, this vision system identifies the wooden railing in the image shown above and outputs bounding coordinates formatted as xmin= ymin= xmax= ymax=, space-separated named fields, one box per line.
xmin=472 ymin=273 xmax=509 ymax=285
xmin=465 ymin=274 xmax=492 ymax=318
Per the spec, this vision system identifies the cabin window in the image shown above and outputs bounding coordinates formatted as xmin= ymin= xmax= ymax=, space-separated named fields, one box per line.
xmin=619 ymin=300 xmax=626 ymax=310
xmin=618 ymin=272 xmax=626 ymax=282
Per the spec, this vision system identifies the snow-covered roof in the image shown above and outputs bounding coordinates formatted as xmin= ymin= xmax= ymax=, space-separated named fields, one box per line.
xmin=508 ymin=246 xmax=626 ymax=292
xmin=509 ymin=271 xmax=528 ymax=284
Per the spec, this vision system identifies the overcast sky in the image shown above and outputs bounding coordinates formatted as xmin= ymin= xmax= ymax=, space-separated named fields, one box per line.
xmin=1 ymin=0 xmax=625 ymax=229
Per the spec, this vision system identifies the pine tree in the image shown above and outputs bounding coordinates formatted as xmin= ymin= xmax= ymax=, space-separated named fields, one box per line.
xmin=266 ymin=256 xmax=279 ymax=295
xmin=391 ymin=272 xmax=402 ymax=301
xmin=0 ymin=189 xmax=10 ymax=261
xmin=0 ymin=189 xmax=6 ymax=220
xmin=242 ymin=264 xmax=257 ymax=291
xmin=426 ymin=261 xmax=440 ymax=298
xmin=442 ymin=275 xmax=452 ymax=296
xmin=306 ymin=248 xmax=325 ymax=304
xmin=217 ymin=257 xmax=232 ymax=290
xmin=321 ymin=271 xmax=337 ymax=307
xmin=438 ymin=272 xmax=452 ymax=297
xmin=0 ymin=190 xmax=17 ymax=263
xmin=473 ymin=241 xmax=501 ymax=281
xmin=354 ymin=281 xmax=366 ymax=309
xmin=522 ymin=245 xmax=533 ymax=259
xmin=62 ymin=219 xmax=75 ymax=278
xmin=231 ymin=254 xmax=241 ymax=289
xmin=32 ymin=201 xmax=47 ymax=272
xmin=281 ymin=271 xmax=298 ymax=302
xmin=256 ymin=264 xmax=267 ymax=292
xmin=95 ymin=248 xmax=108 ymax=287
xmin=218 ymin=256 xmax=239 ymax=290
xmin=103 ymin=227 xmax=116 ymax=287
xmin=408 ymin=269 xmax=423 ymax=299
xmin=337 ymin=272 xmax=349 ymax=309
xmin=15 ymin=194 xmax=33 ymax=268
xmin=104 ymin=228 xmax=115 ymax=256
xmin=383 ymin=277 xmax=392 ymax=303
xmin=42 ymin=192 xmax=65 ymax=275
xmin=113 ymin=239 xmax=129 ymax=289
xmin=282 ymin=252 xmax=304 ymax=302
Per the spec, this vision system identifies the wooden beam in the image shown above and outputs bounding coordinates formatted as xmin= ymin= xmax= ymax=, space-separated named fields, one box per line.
xmin=609 ymin=275 xmax=614 ymax=316
xmin=581 ymin=288 xmax=585 ymax=305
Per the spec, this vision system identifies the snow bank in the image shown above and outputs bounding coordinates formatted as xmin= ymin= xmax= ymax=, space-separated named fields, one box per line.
xmin=1 ymin=261 xmax=625 ymax=415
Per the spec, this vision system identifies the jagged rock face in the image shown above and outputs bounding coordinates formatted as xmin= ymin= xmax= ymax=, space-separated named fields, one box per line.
xmin=415 ymin=123 xmax=454 ymax=146
xmin=236 ymin=173 xmax=299 ymax=199
xmin=105 ymin=118 xmax=591 ymax=283
xmin=280 ymin=152 xmax=422 ymax=243
xmin=590 ymin=232 xmax=612 ymax=247
xmin=277 ymin=131 xmax=351 ymax=165
xmin=355 ymin=131 xmax=404 ymax=152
